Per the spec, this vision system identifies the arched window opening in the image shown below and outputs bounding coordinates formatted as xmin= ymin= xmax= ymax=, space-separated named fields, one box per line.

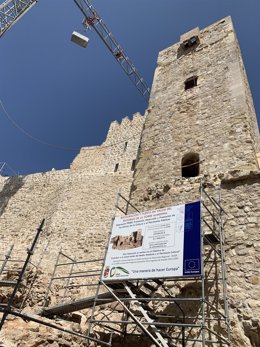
xmin=124 ymin=142 xmax=128 ymax=151
xmin=181 ymin=153 xmax=200 ymax=178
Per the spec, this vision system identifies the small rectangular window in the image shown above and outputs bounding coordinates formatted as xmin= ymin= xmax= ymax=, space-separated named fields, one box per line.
xmin=124 ymin=142 xmax=128 ymax=151
xmin=185 ymin=76 xmax=198 ymax=90
xmin=183 ymin=36 xmax=199 ymax=49
xmin=114 ymin=163 xmax=119 ymax=172
xmin=131 ymin=159 xmax=136 ymax=171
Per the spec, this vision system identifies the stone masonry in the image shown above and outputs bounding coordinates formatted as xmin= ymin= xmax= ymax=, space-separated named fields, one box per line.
xmin=0 ymin=16 xmax=259 ymax=347
xmin=0 ymin=112 xmax=145 ymax=273
xmin=129 ymin=16 xmax=260 ymax=347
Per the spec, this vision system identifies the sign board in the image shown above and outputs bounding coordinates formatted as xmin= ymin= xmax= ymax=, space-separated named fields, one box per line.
xmin=102 ymin=201 xmax=201 ymax=281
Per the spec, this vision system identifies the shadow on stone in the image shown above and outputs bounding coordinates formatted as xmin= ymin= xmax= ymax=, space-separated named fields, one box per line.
xmin=0 ymin=176 xmax=25 ymax=217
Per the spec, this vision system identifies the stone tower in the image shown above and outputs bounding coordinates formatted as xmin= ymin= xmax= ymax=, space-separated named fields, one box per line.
xmin=130 ymin=16 xmax=260 ymax=346
xmin=0 ymin=16 xmax=259 ymax=347
xmin=131 ymin=16 xmax=259 ymax=193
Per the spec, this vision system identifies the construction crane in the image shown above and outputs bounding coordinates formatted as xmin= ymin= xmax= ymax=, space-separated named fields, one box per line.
xmin=0 ymin=0 xmax=150 ymax=99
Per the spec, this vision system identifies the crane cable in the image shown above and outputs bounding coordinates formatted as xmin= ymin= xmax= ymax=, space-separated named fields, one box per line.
xmin=0 ymin=99 xmax=80 ymax=151
xmin=0 ymin=99 xmax=142 ymax=152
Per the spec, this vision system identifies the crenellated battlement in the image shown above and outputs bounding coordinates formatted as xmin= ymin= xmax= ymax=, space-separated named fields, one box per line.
xmin=70 ymin=112 xmax=145 ymax=173
xmin=104 ymin=112 xmax=144 ymax=145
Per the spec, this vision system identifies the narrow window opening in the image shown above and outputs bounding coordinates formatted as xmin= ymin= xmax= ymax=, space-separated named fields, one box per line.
xmin=183 ymin=36 xmax=199 ymax=49
xmin=131 ymin=159 xmax=136 ymax=171
xmin=114 ymin=163 xmax=119 ymax=172
xmin=124 ymin=142 xmax=128 ymax=151
xmin=185 ymin=76 xmax=198 ymax=90
xmin=181 ymin=153 xmax=200 ymax=178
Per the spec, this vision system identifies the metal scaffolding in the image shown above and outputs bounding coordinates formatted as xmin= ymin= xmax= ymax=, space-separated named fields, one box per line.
xmin=0 ymin=219 xmax=45 ymax=329
xmin=83 ymin=187 xmax=231 ymax=346
xmin=0 ymin=220 xmax=112 ymax=346
xmin=42 ymin=249 xmax=103 ymax=312
xmin=33 ymin=186 xmax=230 ymax=346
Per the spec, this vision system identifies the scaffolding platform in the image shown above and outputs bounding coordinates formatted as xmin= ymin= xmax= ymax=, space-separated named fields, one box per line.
xmin=41 ymin=188 xmax=231 ymax=346
xmin=41 ymin=279 xmax=165 ymax=317
xmin=41 ymin=291 xmax=119 ymax=317
xmin=0 ymin=280 xmax=16 ymax=287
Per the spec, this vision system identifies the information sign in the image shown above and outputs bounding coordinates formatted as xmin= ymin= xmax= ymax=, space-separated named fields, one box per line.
xmin=102 ymin=201 xmax=201 ymax=281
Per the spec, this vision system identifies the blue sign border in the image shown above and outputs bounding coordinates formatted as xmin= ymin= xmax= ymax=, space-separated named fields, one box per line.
xmin=183 ymin=201 xmax=201 ymax=276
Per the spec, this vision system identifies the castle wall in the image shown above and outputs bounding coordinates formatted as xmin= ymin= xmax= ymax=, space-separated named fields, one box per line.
xmin=128 ymin=170 xmax=260 ymax=346
xmin=222 ymin=173 xmax=260 ymax=347
xmin=128 ymin=17 xmax=260 ymax=347
xmin=0 ymin=113 xmax=145 ymax=275
xmin=71 ymin=112 xmax=144 ymax=174
xmin=235 ymin=33 xmax=260 ymax=157
xmin=0 ymin=17 xmax=259 ymax=347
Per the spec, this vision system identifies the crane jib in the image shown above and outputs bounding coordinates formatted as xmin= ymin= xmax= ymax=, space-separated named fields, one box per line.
xmin=0 ymin=0 xmax=150 ymax=99
xmin=0 ymin=0 xmax=37 ymax=37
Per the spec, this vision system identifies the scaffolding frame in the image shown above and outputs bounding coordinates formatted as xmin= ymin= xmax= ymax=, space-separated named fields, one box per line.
xmin=42 ymin=249 xmax=103 ymax=309
xmin=0 ymin=237 xmax=46 ymax=292
xmin=36 ymin=186 xmax=230 ymax=346
xmin=0 ymin=236 xmax=50 ymax=310
xmin=85 ymin=186 xmax=231 ymax=346
xmin=0 ymin=220 xmax=112 ymax=347
xmin=0 ymin=219 xmax=45 ymax=330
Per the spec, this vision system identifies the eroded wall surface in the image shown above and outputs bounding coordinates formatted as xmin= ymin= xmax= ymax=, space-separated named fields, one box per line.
xmin=0 ymin=113 xmax=145 ymax=274
xmin=129 ymin=17 xmax=260 ymax=346
xmin=134 ymin=16 xmax=259 ymax=193
xmin=0 ymin=16 xmax=259 ymax=347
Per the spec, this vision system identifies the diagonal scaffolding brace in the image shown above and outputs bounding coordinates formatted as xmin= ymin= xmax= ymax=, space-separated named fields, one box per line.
xmin=102 ymin=281 xmax=166 ymax=347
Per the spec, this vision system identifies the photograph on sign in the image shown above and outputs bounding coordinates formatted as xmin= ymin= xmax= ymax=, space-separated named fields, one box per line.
xmin=102 ymin=201 xmax=201 ymax=281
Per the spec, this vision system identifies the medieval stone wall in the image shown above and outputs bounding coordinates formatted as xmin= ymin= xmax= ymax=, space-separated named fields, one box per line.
xmin=0 ymin=113 xmax=145 ymax=275
xmin=128 ymin=16 xmax=260 ymax=347
xmin=71 ymin=112 xmax=144 ymax=174
xmin=127 ymin=170 xmax=260 ymax=346
xmin=222 ymin=172 xmax=260 ymax=346
xmin=0 ymin=16 xmax=259 ymax=347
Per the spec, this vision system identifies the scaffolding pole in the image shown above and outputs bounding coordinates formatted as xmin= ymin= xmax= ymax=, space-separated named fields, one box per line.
xmin=0 ymin=306 xmax=112 ymax=347
xmin=87 ymin=192 xmax=121 ymax=345
xmin=0 ymin=219 xmax=45 ymax=331
xmin=0 ymin=244 xmax=14 ymax=276
xmin=200 ymin=180 xmax=207 ymax=345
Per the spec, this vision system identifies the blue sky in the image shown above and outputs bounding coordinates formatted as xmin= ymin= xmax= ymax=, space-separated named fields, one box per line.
xmin=0 ymin=0 xmax=259 ymax=175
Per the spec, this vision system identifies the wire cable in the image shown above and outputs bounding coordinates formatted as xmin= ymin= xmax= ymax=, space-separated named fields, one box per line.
xmin=0 ymin=99 xmax=143 ymax=153
xmin=0 ymin=162 xmax=18 ymax=176
xmin=0 ymin=100 xmax=79 ymax=151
